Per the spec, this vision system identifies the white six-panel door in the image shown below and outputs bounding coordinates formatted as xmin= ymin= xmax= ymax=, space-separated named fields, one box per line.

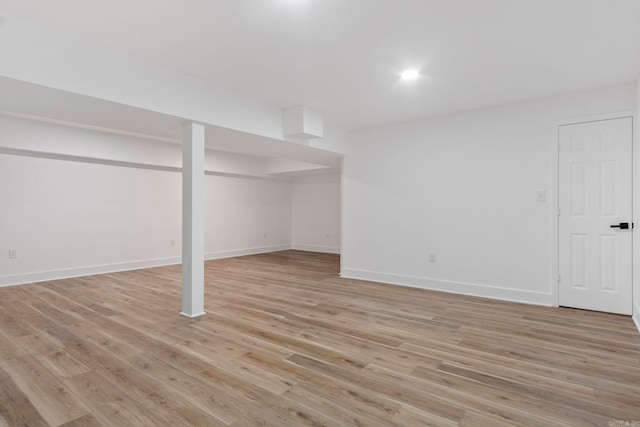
xmin=558 ymin=117 xmax=633 ymax=315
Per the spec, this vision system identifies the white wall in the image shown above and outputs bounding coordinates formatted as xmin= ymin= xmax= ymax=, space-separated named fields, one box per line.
xmin=343 ymin=83 xmax=637 ymax=306
xmin=635 ymin=77 xmax=640 ymax=332
xmin=0 ymin=119 xmax=292 ymax=287
xmin=0 ymin=154 xmax=181 ymax=285
xmin=206 ymin=176 xmax=292 ymax=258
xmin=291 ymin=174 xmax=341 ymax=254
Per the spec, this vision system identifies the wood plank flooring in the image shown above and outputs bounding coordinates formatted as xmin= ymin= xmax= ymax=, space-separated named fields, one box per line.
xmin=0 ymin=250 xmax=639 ymax=426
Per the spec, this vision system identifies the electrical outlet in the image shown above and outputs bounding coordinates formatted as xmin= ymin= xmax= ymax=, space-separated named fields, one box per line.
xmin=170 ymin=239 xmax=176 ymax=247
xmin=263 ymin=232 xmax=268 ymax=239
xmin=536 ymin=190 xmax=546 ymax=202
xmin=8 ymin=249 xmax=17 ymax=259
xmin=326 ymin=233 xmax=330 ymax=239
xmin=429 ymin=253 xmax=436 ymax=263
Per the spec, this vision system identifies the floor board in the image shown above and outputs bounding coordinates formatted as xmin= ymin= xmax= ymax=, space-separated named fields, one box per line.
xmin=0 ymin=250 xmax=639 ymax=426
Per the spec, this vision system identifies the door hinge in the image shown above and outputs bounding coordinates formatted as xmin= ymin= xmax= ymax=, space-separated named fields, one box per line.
xmin=557 ymin=207 xmax=561 ymax=217
xmin=557 ymin=273 xmax=561 ymax=284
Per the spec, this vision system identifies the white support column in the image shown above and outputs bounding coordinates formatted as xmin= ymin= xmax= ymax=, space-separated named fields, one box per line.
xmin=181 ymin=121 xmax=206 ymax=318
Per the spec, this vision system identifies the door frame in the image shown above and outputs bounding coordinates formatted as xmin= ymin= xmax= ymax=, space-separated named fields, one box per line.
xmin=551 ymin=111 xmax=636 ymax=309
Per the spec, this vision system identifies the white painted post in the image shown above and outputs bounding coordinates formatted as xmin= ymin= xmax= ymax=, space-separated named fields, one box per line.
xmin=181 ymin=121 xmax=206 ymax=318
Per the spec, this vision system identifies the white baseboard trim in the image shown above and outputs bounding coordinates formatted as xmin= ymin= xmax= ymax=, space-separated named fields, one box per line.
xmin=0 ymin=245 xmax=293 ymax=288
xmin=291 ymin=244 xmax=341 ymax=254
xmin=633 ymin=304 xmax=640 ymax=335
xmin=0 ymin=256 xmax=182 ymax=288
xmin=205 ymin=245 xmax=291 ymax=260
xmin=340 ymin=268 xmax=553 ymax=307
xmin=180 ymin=311 xmax=206 ymax=319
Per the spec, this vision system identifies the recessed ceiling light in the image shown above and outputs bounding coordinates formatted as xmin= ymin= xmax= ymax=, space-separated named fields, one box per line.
xmin=400 ymin=69 xmax=420 ymax=80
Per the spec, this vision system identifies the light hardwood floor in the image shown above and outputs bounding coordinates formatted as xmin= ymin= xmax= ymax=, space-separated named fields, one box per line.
xmin=0 ymin=250 xmax=639 ymax=426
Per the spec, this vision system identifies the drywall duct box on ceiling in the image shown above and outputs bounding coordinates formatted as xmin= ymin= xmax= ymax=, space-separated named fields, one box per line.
xmin=283 ymin=105 xmax=324 ymax=140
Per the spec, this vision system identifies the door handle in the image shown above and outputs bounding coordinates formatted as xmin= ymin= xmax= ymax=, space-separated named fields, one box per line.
xmin=610 ymin=222 xmax=633 ymax=230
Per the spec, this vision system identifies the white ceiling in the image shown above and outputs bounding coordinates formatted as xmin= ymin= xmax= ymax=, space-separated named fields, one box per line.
xmin=0 ymin=0 xmax=639 ymax=131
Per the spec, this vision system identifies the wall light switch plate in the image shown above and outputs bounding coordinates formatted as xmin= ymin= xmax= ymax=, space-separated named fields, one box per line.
xmin=536 ymin=190 xmax=546 ymax=202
